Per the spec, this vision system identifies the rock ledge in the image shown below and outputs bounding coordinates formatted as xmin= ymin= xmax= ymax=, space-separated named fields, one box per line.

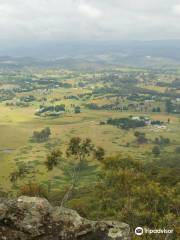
xmin=0 ymin=196 xmax=130 ymax=240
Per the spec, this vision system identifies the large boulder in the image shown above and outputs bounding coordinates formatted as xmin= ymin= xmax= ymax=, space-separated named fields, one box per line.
xmin=0 ymin=196 xmax=130 ymax=240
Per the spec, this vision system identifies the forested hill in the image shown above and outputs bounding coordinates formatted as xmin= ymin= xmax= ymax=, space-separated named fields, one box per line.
xmin=1 ymin=40 xmax=180 ymax=70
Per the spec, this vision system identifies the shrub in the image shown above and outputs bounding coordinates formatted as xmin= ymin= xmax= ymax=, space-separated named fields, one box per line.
xmin=152 ymin=146 xmax=161 ymax=156
xmin=20 ymin=183 xmax=47 ymax=197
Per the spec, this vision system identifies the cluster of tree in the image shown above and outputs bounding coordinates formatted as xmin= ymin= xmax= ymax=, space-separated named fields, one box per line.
xmin=127 ymin=93 xmax=154 ymax=101
xmin=134 ymin=131 xmax=148 ymax=144
xmin=107 ymin=117 xmax=146 ymax=130
xmin=165 ymin=99 xmax=174 ymax=113
xmin=14 ymin=78 xmax=72 ymax=93
xmin=0 ymin=89 xmax=15 ymax=101
xmin=13 ymin=78 xmax=70 ymax=94
xmin=151 ymin=120 xmax=164 ymax=125
xmin=6 ymin=102 xmax=29 ymax=107
xmin=14 ymin=85 xmax=35 ymax=93
xmin=64 ymin=95 xmax=79 ymax=100
xmin=68 ymin=153 xmax=179 ymax=239
xmin=36 ymin=79 xmax=59 ymax=85
xmin=7 ymin=135 xmax=179 ymax=239
xmin=85 ymin=103 xmax=100 ymax=110
xmin=58 ymin=82 xmax=72 ymax=88
xmin=156 ymin=81 xmax=170 ymax=87
xmin=35 ymin=105 xmax=65 ymax=116
xmin=32 ymin=127 xmax=51 ymax=142
xmin=85 ymin=103 xmax=126 ymax=111
xmin=175 ymin=146 xmax=180 ymax=153
xmin=171 ymin=78 xmax=180 ymax=88
xmin=36 ymin=79 xmax=71 ymax=89
xmin=152 ymin=106 xmax=161 ymax=112
xmin=154 ymin=136 xmax=170 ymax=145
xmin=20 ymin=95 xmax=36 ymax=102
xmin=78 ymin=81 xmax=86 ymax=88
xmin=93 ymin=87 xmax=120 ymax=96
xmin=74 ymin=106 xmax=81 ymax=114
xmin=152 ymin=145 xmax=161 ymax=156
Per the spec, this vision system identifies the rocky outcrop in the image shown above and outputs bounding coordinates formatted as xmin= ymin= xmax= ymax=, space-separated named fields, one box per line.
xmin=0 ymin=196 xmax=130 ymax=240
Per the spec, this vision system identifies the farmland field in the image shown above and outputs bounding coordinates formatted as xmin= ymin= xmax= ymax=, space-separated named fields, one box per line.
xmin=0 ymin=65 xmax=179 ymax=239
xmin=0 ymin=67 xmax=179 ymax=188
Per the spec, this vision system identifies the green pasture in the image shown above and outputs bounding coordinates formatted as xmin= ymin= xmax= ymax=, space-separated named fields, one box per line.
xmin=0 ymin=68 xmax=180 ymax=193
xmin=0 ymin=97 xmax=179 ymax=192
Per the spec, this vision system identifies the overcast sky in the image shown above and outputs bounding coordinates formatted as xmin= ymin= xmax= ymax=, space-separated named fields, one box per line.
xmin=0 ymin=0 xmax=180 ymax=47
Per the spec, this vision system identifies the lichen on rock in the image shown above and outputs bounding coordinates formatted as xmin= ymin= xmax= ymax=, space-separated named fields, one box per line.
xmin=0 ymin=196 xmax=130 ymax=240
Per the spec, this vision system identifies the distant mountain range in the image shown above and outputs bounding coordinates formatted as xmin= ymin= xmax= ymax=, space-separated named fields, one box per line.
xmin=0 ymin=40 xmax=180 ymax=69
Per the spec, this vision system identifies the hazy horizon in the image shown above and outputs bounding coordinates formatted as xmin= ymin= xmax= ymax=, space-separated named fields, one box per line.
xmin=1 ymin=0 xmax=180 ymax=57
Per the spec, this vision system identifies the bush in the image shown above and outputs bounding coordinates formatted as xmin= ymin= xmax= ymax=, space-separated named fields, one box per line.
xmin=74 ymin=106 xmax=81 ymax=114
xmin=175 ymin=146 xmax=180 ymax=153
xmin=32 ymin=127 xmax=51 ymax=142
xmin=134 ymin=131 xmax=148 ymax=144
xmin=152 ymin=146 xmax=161 ymax=156
xmin=20 ymin=183 xmax=47 ymax=197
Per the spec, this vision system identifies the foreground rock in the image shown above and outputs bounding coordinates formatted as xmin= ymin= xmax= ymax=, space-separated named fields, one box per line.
xmin=0 ymin=196 xmax=130 ymax=240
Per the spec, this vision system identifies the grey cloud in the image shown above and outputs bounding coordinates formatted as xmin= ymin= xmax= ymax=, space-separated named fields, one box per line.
xmin=0 ymin=0 xmax=180 ymax=47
